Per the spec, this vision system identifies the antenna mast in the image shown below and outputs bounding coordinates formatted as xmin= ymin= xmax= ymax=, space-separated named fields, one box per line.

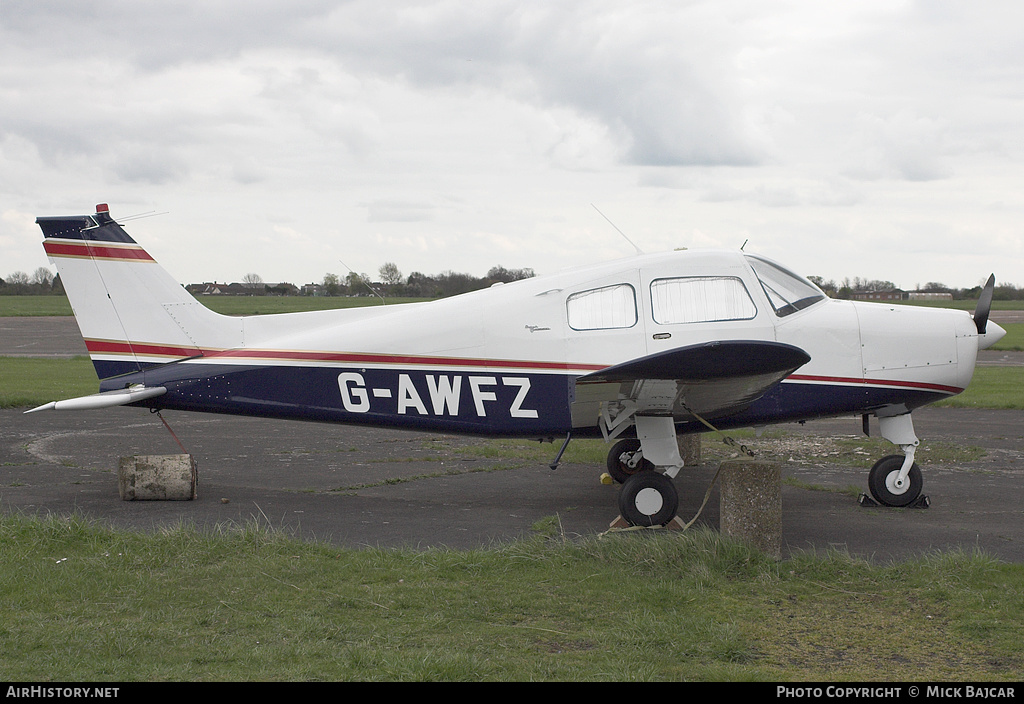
xmin=339 ymin=259 xmax=386 ymax=304
xmin=591 ymin=204 xmax=643 ymax=255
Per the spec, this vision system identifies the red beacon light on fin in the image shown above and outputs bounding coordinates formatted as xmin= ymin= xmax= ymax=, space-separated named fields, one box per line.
xmin=95 ymin=203 xmax=109 ymax=214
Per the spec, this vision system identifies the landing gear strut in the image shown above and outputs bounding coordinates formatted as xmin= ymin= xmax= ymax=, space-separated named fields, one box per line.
xmin=868 ymin=412 xmax=926 ymax=507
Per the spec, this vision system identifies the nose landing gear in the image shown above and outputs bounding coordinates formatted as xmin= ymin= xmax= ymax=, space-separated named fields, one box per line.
xmin=868 ymin=454 xmax=924 ymax=507
xmin=866 ymin=412 xmax=928 ymax=508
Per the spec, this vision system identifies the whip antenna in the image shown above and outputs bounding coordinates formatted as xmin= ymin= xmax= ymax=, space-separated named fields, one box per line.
xmin=339 ymin=259 xmax=386 ymax=304
xmin=591 ymin=204 xmax=643 ymax=255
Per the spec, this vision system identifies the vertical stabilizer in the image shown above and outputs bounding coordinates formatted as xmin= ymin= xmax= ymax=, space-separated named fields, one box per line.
xmin=38 ymin=205 xmax=240 ymax=380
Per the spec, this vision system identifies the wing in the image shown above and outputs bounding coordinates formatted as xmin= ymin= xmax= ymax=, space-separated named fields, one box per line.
xmin=573 ymin=340 xmax=810 ymax=424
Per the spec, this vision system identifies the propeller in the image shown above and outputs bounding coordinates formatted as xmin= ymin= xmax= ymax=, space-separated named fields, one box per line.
xmin=974 ymin=274 xmax=995 ymax=335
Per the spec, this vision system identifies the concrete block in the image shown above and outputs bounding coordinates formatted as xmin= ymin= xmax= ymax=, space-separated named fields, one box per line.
xmin=118 ymin=454 xmax=197 ymax=501
xmin=719 ymin=459 xmax=781 ymax=559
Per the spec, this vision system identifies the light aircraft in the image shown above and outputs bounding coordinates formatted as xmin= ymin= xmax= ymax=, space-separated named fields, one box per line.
xmin=29 ymin=204 xmax=1006 ymax=526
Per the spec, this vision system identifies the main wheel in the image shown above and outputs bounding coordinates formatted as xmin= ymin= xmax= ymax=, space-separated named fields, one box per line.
xmin=868 ymin=455 xmax=923 ymax=507
xmin=618 ymin=472 xmax=679 ymax=526
xmin=606 ymin=438 xmax=654 ymax=484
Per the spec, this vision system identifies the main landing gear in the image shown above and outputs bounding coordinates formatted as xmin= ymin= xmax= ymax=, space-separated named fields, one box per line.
xmin=618 ymin=471 xmax=679 ymax=526
xmin=604 ymin=416 xmax=684 ymax=527
xmin=866 ymin=412 xmax=927 ymax=508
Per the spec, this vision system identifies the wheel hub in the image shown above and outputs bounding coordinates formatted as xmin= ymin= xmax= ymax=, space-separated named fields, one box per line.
xmin=633 ymin=487 xmax=664 ymax=516
xmin=885 ymin=470 xmax=909 ymax=495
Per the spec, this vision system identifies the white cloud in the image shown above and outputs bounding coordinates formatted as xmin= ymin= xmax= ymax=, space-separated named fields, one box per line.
xmin=1 ymin=1 xmax=1023 ymax=288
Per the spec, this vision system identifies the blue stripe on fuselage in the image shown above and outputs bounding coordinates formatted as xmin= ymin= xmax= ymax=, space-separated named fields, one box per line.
xmin=106 ymin=362 xmax=576 ymax=436
xmin=102 ymin=361 xmax=953 ymax=437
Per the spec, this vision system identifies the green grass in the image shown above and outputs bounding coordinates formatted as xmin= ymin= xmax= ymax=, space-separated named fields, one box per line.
xmin=194 ymin=296 xmax=433 ymax=316
xmin=0 ymin=295 xmax=426 ymax=317
xmin=899 ymin=299 xmax=1024 ymax=311
xmin=0 ymin=296 xmax=73 ymax=316
xmin=991 ymin=322 xmax=1024 ymax=351
xmin=0 ymin=356 xmax=98 ymax=408
xmin=936 ymin=366 xmax=1024 ymax=409
xmin=0 ymin=513 xmax=1020 ymax=681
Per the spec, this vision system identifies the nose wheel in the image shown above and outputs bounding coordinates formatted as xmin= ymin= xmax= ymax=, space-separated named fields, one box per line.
xmin=867 ymin=454 xmax=923 ymax=507
xmin=866 ymin=412 xmax=928 ymax=508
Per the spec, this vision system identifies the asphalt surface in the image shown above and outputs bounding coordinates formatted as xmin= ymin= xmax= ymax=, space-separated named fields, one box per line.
xmin=2 ymin=315 xmax=1023 ymax=563
xmin=3 ymin=406 xmax=1023 ymax=563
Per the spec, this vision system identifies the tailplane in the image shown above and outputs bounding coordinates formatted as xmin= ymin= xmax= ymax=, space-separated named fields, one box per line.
xmin=38 ymin=204 xmax=239 ymax=380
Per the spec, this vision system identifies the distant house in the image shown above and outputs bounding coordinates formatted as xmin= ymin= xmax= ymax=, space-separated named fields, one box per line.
xmin=187 ymin=282 xmax=227 ymax=295
xmin=186 ymin=282 xmax=252 ymax=295
xmin=851 ymin=289 xmax=904 ymax=301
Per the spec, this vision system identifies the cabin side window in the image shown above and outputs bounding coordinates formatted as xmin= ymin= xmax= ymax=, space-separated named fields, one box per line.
xmin=566 ymin=284 xmax=638 ymax=330
xmin=650 ymin=277 xmax=758 ymax=324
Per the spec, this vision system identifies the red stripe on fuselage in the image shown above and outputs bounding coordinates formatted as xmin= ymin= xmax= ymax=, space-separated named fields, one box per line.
xmin=85 ymin=340 xmax=200 ymax=358
xmin=787 ymin=373 xmax=962 ymax=395
xmin=83 ymin=339 xmax=605 ymax=373
xmin=205 ymin=348 xmax=604 ymax=372
xmin=43 ymin=240 xmax=155 ymax=262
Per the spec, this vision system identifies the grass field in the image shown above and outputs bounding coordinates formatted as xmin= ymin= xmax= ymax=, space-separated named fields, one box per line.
xmin=0 ymin=294 xmax=427 ymax=317
xmin=935 ymin=366 xmax=1024 ymax=408
xmin=0 ymin=296 xmax=74 ymax=316
xmin=990 ymin=322 xmax=1024 ymax=350
xmin=0 ymin=356 xmax=98 ymax=408
xmin=0 ymin=513 xmax=1020 ymax=681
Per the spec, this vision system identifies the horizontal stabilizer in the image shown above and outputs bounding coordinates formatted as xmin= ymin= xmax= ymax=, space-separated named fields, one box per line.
xmin=24 ymin=385 xmax=167 ymax=414
xmin=578 ymin=340 xmax=810 ymax=384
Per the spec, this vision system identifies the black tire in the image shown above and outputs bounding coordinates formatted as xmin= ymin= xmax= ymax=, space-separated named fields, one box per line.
xmin=606 ymin=438 xmax=654 ymax=484
xmin=868 ymin=455 xmax=923 ymax=507
xmin=618 ymin=472 xmax=679 ymax=526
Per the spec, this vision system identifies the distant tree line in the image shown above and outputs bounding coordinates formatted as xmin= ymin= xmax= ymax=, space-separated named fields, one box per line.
xmin=0 ymin=268 xmax=63 ymax=295
xmin=315 ymin=263 xmax=536 ymax=299
xmin=807 ymin=276 xmax=1024 ymax=301
xmin=0 ymin=262 xmax=535 ymax=299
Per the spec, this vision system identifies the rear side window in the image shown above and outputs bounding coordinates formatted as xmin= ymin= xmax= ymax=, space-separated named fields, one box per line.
xmin=567 ymin=284 xmax=638 ymax=330
xmin=650 ymin=277 xmax=757 ymax=324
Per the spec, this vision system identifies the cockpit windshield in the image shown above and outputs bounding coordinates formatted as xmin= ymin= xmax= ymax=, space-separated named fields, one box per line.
xmin=745 ymin=254 xmax=826 ymax=317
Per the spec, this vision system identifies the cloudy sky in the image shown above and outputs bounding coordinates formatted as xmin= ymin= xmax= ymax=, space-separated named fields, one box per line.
xmin=2 ymin=1 xmax=1023 ymax=290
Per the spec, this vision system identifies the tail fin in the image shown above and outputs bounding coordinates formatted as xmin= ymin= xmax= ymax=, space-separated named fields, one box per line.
xmin=38 ymin=204 xmax=238 ymax=380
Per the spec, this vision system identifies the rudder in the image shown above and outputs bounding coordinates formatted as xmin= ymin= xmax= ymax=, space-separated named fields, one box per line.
xmin=38 ymin=204 xmax=240 ymax=380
